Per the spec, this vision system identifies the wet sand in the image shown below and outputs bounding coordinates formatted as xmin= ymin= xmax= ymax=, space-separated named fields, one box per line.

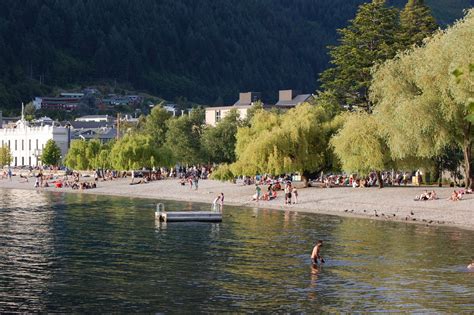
xmin=1 ymin=175 xmax=473 ymax=230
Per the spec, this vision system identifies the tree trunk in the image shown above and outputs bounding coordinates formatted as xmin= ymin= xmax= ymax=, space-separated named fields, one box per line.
xmin=463 ymin=123 xmax=473 ymax=189
xmin=376 ymin=170 xmax=384 ymax=188
xmin=302 ymin=171 xmax=310 ymax=188
xmin=463 ymin=144 xmax=473 ymax=189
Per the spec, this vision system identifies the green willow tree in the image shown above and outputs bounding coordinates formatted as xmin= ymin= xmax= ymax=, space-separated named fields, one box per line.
xmin=232 ymin=103 xmax=337 ymax=187
xmin=64 ymin=139 xmax=114 ymax=170
xmin=0 ymin=145 xmax=12 ymax=166
xmin=398 ymin=0 xmax=438 ymax=49
xmin=330 ymin=112 xmax=392 ymax=188
xmin=41 ymin=139 xmax=62 ymax=166
xmin=371 ymin=10 xmax=474 ymax=188
xmin=110 ymin=133 xmax=173 ymax=170
xmin=319 ymin=0 xmax=400 ymax=111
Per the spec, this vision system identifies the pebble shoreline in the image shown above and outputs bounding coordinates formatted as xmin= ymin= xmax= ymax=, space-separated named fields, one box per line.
xmin=1 ymin=177 xmax=473 ymax=231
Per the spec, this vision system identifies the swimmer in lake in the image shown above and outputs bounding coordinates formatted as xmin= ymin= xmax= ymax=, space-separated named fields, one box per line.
xmin=468 ymin=259 xmax=474 ymax=270
xmin=311 ymin=240 xmax=325 ymax=266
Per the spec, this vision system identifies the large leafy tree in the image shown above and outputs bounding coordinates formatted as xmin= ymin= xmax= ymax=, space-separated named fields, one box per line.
xmin=330 ymin=112 xmax=392 ymax=187
xmin=64 ymin=139 xmax=114 ymax=170
xmin=371 ymin=10 xmax=474 ymax=188
xmin=201 ymin=109 xmax=242 ymax=164
xmin=319 ymin=0 xmax=400 ymax=111
xmin=110 ymin=133 xmax=172 ymax=170
xmin=0 ymin=145 xmax=12 ymax=166
xmin=398 ymin=0 xmax=438 ymax=49
xmin=232 ymin=103 xmax=337 ymax=186
xmin=143 ymin=104 xmax=172 ymax=146
xmin=41 ymin=139 xmax=62 ymax=166
xmin=165 ymin=107 xmax=205 ymax=165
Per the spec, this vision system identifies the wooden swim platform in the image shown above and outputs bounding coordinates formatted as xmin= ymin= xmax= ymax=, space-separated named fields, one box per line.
xmin=155 ymin=203 xmax=222 ymax=222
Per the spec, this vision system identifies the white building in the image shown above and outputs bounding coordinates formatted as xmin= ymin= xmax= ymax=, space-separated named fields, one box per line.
xmin=0 ymin=110 xmax=69 ymax=167
xmin=75 ymin=115 xmax=113 ymax=123
xmin=205 ymin=92 xmax=261 ymax=126
xmin=205 ymin=90 xmax=313 ymax=126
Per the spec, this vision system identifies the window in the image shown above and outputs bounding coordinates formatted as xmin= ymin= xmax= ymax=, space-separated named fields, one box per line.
xmin=36 ymin=139 xmax=39 ymax=149
xmin=8 ymin=140 xmax=10 ymax=149
xmin=22 ymin=140 xmax=24 ymax=151
xmin=215 ymin=110 xmax=221 ymax=123
xmin=14 ymin=157 xmax=17 ymax=166
xmin=29 ymin=139 xmax=31 ymax=150
xmin=21 ymin=157 xmax=24 ymax=165
xmin=29 ymin=156 xmax=31 ymax=166
xmin=15 ymin=140 xmax=17 ymax=150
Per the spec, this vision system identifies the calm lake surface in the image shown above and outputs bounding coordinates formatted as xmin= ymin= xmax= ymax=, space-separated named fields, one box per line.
xmin=1 ymin=189 xmax=473 ymax=312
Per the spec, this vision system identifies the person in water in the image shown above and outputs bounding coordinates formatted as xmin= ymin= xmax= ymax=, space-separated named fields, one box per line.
xmin=467 ymin=259 xmax=474 ymax=270
xmin=311 ymin=240 xmax=325 ymax=266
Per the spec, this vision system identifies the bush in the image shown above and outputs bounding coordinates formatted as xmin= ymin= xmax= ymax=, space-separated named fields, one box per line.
xmin=210 ymin=164 xmax=235 ymax=182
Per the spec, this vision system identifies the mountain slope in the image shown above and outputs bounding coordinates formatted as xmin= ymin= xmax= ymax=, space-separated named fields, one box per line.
xmin=0 ymin=0 xmax=471 ymax=110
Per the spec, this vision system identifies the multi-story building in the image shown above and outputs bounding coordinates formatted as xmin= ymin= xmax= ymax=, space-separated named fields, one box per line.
xmin=205 ymin=90 xmax=313 ymax=126
xmin=0 ymin=110 xmax=69 ymax=167
xmin=205 ymin=92 xmax=263 ymax=126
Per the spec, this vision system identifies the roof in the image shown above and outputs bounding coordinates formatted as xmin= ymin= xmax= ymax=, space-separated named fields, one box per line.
xmin=76 ymin=115 xmax=109 ymax=119
xmin=275 ymin=94 xmax=312 ymax=107
xmin=71 ymin=127 xmax=116 ymax=140
xmin=67 ymin=121 xmax=114 ymax=129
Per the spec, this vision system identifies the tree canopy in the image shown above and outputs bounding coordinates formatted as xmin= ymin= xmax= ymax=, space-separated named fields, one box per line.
xmin=319 ymin=0 xmax=400 ymax=111
xmin=41 ymin=139 xmax=62 ymax=166
xmin=0 ymin=145 xmax=12 ymax=166
xmin=371 ymin=9 xmax=474 ymax=187
xmin=232 ymin=103 xmax=337 ymax=185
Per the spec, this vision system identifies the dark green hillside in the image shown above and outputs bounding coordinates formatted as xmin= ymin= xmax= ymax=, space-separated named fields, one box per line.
xmin=0 ymin=0 xmax=471 ymax=112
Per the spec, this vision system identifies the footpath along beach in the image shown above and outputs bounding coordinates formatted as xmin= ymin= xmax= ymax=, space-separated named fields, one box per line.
xmin=1 ymin=176 xmax=473 ymax=230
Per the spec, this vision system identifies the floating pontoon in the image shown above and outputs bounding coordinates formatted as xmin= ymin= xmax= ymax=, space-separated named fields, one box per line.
xmin=155 ymin=203 xmax=222 ymax=222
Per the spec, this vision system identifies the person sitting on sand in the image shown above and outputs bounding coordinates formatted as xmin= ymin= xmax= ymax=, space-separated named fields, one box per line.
xmin=19 ymin=174 xmax=29 ymax=183
xmin=449 ymin=190 xmax=460 ymax=201
xmin=428 ymin=190 xmax=438 ymax=200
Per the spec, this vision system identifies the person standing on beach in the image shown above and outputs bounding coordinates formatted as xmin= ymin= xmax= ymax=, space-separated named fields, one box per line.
xmin=311 ymin=240 xmax=325 ymax=266
xmin=7 ymin=166 xmax=12 ymax=181
xmin=284 ymin=181 xmax=292 ymax=205
xmin=292 ymin=186 xmax=298 ymax=204
xmin=255 ymin=184 xmax=261 ymax=201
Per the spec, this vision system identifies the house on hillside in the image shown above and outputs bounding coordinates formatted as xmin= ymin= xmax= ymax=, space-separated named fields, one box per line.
xmin=205 ymin=92 xmax=264 ymax=126
xmin=204 ymin=90 xmax=313 ymax=126
xmin=274 ymin=90 xmax=313 ymax=109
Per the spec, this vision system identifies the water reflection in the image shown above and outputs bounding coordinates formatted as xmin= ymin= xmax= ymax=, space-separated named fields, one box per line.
xmin=0 ymin=189 xmax=473 ymax=312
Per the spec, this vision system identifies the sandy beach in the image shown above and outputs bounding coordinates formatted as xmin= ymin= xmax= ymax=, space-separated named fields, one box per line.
xmin=1 ymin=175 xmax=473 ymax=230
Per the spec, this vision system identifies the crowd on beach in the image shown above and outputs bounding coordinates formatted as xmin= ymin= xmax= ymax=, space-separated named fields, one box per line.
xmin=319 ymin=170 xmax=424 ymax=188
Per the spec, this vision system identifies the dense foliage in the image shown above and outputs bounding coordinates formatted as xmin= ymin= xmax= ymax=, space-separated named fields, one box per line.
xmin=370 ymin=10 xmax=474 ymax=187
xmin=41 ymin=139 xmax=62 ymax=166
xmin=0 ymin=0 xmax=470 ymax=112
xmin=0 ymin=145 xmax=12 ymax=166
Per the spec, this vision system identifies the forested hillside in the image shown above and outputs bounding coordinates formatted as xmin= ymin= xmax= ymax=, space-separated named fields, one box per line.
xmin=0 ymin=0 xmax=471 ymax=111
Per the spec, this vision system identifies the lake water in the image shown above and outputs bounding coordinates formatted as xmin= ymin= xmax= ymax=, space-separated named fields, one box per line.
xmin=0 ymin=189 xmax=473 ymax=312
